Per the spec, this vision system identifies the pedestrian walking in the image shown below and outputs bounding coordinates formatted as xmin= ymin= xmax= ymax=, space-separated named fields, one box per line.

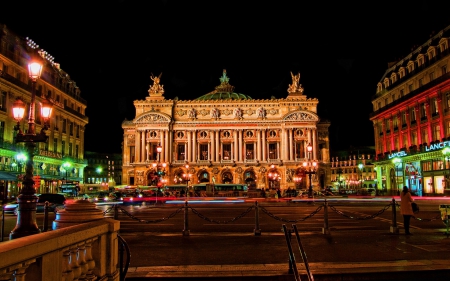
xmin=276 ymin=189 xmax=282 ymax=200
xmin=400 ymin=186 xmax=415 ymax=235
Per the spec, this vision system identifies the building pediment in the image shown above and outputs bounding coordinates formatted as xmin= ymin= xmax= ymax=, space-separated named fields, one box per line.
xmin=134 ymin=112 xmax=171 ymax=124
xmin=283 ymin=111 xmax=319 ymax=121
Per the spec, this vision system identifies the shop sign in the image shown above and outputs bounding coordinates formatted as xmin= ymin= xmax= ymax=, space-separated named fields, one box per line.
xmin=388 ymin=151 xmax=407 ymax=159
xmin=425 ymin=141 xmax=450 ymax=152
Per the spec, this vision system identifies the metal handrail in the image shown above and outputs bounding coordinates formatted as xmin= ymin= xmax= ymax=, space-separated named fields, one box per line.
xmin=292 ymin=224 xmax=314 ymax=281
xmin=117 ymin=234 xmax=131 ymax=281
xmin=282 ymin=224 xmax=301 ymax=281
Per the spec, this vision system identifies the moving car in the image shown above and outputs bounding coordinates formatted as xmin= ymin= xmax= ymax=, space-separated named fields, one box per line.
xmin=3 ymin=193 xmax=66 ymax=215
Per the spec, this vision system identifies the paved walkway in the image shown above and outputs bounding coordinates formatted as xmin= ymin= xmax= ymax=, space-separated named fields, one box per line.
xmin=123 ymin=226 xmax=450 ymax=280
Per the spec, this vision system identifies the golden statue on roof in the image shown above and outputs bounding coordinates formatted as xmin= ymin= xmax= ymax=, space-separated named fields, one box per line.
xmin=148 ymin=72 xmax=165 ymax=99
xmin=287 ymin=71 xmax=304 ymax=94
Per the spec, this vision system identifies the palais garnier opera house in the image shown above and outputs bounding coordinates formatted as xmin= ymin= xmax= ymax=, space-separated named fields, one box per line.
xmin=121 ymin=70 xmax=331 ymax=192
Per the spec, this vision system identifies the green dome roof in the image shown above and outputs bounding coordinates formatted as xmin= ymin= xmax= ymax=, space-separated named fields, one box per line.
xmin=195 ymin=70 xmax=253 ymax=101
xmin=196 ymin=92 xmax=252 ymax=101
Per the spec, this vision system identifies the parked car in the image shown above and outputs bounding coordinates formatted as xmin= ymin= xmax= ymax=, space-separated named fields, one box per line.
xmin=3 ymin=193 xmax=66 ymax=215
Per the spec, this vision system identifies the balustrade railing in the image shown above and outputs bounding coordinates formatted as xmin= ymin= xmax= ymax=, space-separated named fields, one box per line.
xmin=0 ymin=219 xmax=121 ymax=281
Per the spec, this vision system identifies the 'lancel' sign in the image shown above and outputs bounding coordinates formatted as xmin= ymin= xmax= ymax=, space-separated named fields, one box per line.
xmin=388 ymin=151 xmax=408 ymax=159
xmin=425 ymin=141 xmax=450 ymax=152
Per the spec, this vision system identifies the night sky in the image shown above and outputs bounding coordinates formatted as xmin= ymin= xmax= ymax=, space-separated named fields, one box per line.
xmin=3 ymin=1 xmax=450 ymax=154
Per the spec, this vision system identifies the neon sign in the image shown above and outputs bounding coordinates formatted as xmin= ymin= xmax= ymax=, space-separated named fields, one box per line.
xmin=388 ymin=151 xmax=407 ymax=159
xmin=425 ymin=141 xmax=450 ymax=152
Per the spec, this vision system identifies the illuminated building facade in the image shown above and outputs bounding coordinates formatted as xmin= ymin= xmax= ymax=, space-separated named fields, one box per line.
xmin=84 ymin=151 xmax=122 ymax=187
xmin=330 ymin=147 xmax=377 ymax=194
xmin=370 ymin=24 xmax=450 ymax=196
xmin=122 ymin=70 xmax=331 ymax=192
xmin=0 ymin=24 xmax=88 ymax=199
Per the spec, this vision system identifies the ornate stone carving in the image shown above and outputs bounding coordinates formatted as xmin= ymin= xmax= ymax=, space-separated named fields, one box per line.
xmin=135 ymin=113 xmax=170 ymax=123
xmin=284 ymin=112 xmax=317 ymax=121
xmin=234 ymin=107 xmax=243 ymax=120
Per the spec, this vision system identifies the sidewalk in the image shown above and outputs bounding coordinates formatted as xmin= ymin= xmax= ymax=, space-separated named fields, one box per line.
xmin=122 ymin=226 xmax=450 ymax=280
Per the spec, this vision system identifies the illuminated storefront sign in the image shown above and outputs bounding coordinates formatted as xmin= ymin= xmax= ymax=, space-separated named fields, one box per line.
xmin=425 ymin=141 xmax=450 ymax=152
xmin=388 ymin=151 xmax=408 ymax=159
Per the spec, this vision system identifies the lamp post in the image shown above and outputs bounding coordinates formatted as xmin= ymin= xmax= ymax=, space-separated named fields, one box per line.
xmin=303 ymin=143 xmax=317 ymax=198
xmin=392 ymin=158 xmax=402 ymax=196
xmin=358 ymin=163 xmax=364 ymax=190
xmin=10 ymin=61 xmax=53 ymax=240
xmin=183 ymin=164 xmax=191 ymax=200
xmin=152 ymin=143 xmax=166 ymax=203
xmin=62 ymin=162 xmax=71 ymax=183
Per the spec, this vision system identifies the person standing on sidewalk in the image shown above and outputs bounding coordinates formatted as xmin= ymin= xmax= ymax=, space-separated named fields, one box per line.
xmin=400 ymin=186 xmax=415 ymax=235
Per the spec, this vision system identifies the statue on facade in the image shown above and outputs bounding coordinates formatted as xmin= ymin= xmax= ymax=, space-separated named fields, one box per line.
xmin=148 ymin=72 xmax=165 ymax=97
xmin=188 ymin=108 xmax=196 ymax=119
xmin=211 ymin=108 xmax=220 ymax=119
xmin=234 ymin=107 xmax=243 ymax=120
xmin=257 ymin=107 xmax=266 ymax=119
xmin=287 ymin=71 xmax=304 ymax=94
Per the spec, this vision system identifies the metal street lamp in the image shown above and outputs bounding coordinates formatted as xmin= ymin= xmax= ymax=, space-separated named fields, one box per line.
xmin=303 ymin=143 xmax=317 ymax=198
xmin=152 ymin=144 xmax=166 ymax=180
xmin=10 ymin=61 xmax=53 ymax=240
xmin=183 ymin=164 xmax=191 ymax=200
xmin=62 ymin=162 xmax=72 ymax=183
xmin=358 ymin=163 xmax=364 ymax=190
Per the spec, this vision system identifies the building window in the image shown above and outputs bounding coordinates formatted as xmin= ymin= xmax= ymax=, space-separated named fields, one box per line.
xmin=431 ymin=98 xmax=439 ymax=116
xmin=433 ymin=125 xmax=441 ymax=142
xmin=421 ymin=128 xmax=429 ymax=145
xmin=429 ymin=72 xmax=435 ymax=81
xmin=222 ymin=143 xmax=231 ymax=160
xmin=0 ymin=121 xmax=4 ymax=145
xmin=400 ymin=89 xmax=404 ymax=97
xmin=411 ymin=131 xmax=418 ymax=146
xmin=199 ymin=131 xmax=207 ymax=138
xmin=245 ymin=143 xmax=254 ymax=159
xmin=69 ymin=122 xmax=73 ymax=136
xmin=200 ymin=144 xmax=208 ymax=160
xmin=442 ymin=65 xmax=447 ymax=75
xmin=62 ymin=140 xmax=66 ymax=156
xmin=0 ymin=91 xmax=6 ymax=112
xmin=68 ymin=143 xmax=73 ymax=156
xmin=177 ymin=131 xmax=184 ymax=139
xmin=75 ymin=145 xmax=79 ymax=159
xmin=295 ymin=141 xmax=305 ymax=159
xmin=384 ymin=98 xmax=388 ymax=106
xmin=268 ymin=143 xmax=278 ymax=159
xmin=177 ymin=144 xmax=186 ymax=160
xmin=408 ymin=84 xmax=414 ymax=92
xmin=402 ymin=111 xmax=407 ymax=127
xmin=53 ymin=138 xmax=58 ymax=152
xmin=246 ymin=130 xmax=254 ymax=138
xmin=402 ymin=134 xmax=408 ymax=148
xmin=420 ymin=103 xmax=427 ymax=120
xmin=62 ymin=119 xmax=67 ymax=133
xmin=393 ymin=116 xmax=398 ymax=130
xmin=418 ymin=78 xmax=423 ymax=87
xmin=446 ymin=92 xmax=450 ymax=110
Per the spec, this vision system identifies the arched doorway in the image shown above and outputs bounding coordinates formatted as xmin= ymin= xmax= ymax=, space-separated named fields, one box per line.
xmin=146 ymin=169 xmax=159 ymax=186
xmin=221 ymin=170 xmax=233 ymax=183
xmin=173 ymin=168 xmax=186 ymax=185
xmin=244 ymin=169 xmax=256 ymax=190
xmin=267 ymin=166 xmax=280 ymax=190
xmin=197 ymin=169 xmax=210 ymax=183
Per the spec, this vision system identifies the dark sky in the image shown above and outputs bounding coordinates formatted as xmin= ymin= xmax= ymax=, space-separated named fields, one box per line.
xmin=3 ymin=1 xmax=450 ymax=154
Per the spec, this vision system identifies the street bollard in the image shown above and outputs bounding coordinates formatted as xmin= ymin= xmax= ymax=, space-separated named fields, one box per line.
xmin=322 ymin=199 xmax=330 ymax=234
xmin=254 ymin=201 xmax=261 ymax=236
xmin=43 ymin=201 xmax=49 ymax=232
xmin=390 ymin=198 xmax=399 ymax=233
xmin=182 ymin=200 xmax=190 ymax=236
xmin=114 ymin=204 xmax=119 ymax=220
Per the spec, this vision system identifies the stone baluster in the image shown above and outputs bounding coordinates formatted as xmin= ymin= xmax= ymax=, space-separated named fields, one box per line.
xmin=70 ymin=245 xmax=82 ymax=280
xmin=62 ymin=249 xmax=74 ymax=281
xmin=84 ymin=239 xmax=96 ymax=281
xmin=77 ymin=242 xmax=88 ymax=280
